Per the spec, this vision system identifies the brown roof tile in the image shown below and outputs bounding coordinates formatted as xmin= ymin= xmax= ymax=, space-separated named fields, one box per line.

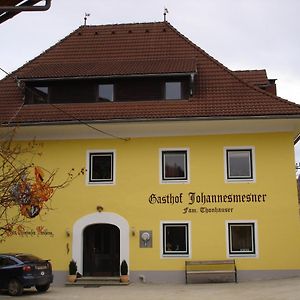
xmin=1 ymin=21 xmax=300 ymax=125
xmin=19 ymin=58 xmax=197 ymax=79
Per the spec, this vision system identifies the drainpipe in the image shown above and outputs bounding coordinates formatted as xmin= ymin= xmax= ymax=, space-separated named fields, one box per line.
xmin=0 ymin=0 xmax=51 ymax=11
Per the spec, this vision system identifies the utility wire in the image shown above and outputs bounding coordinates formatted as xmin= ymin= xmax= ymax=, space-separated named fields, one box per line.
xmin=0 ymin=66 xmax=10 ymax=76
xmin=0 ymin=66 xmax=25 ymax=126
xmin=0 ymin=65 xmax=130 ymax=141
xmin=48 ymin=103 xmax=130 ymax=141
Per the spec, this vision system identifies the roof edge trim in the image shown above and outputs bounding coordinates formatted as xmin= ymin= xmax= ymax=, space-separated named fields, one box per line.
xmin=3 ymin=114 xmax=300 ymax=128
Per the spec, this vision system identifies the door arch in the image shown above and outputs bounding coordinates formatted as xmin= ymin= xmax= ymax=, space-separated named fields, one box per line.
xmin=72 ymin=212 xmax=129 ymax=275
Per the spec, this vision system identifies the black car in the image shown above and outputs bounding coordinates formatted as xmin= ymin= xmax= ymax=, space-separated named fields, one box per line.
xmin=0 ymin=253 xmax=53 ymax=296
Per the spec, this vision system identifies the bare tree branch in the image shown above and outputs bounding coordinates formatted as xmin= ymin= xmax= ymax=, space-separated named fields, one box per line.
xmin=0 ymin=129 xmax=84 ymax=241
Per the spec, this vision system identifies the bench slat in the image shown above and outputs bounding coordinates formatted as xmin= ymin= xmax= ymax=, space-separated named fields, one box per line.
xmin=186 ymin=260 xmax=235 ymax=265
xmin=187 ymin=270 xmax=235 ymax=274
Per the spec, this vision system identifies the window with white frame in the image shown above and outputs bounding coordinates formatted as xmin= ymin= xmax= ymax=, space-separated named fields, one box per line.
xmin=227 ymin=222 xmax=257 ymax=257
xmin=88 ymin=151 xmax=115 ymax=184
xmin=161 ymin=149 xmax=189 ymax=183
xmin=225 ymin=148 xmax=254 ymax=181
xmin=162 ymin=222 xmax=190 ymax=257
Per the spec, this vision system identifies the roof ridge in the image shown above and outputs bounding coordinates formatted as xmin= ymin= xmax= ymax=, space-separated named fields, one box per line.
xmin=233 ymin=69 xmax=267 ymax=73
xmin=82 ymin=21 xmax=165 ymax=28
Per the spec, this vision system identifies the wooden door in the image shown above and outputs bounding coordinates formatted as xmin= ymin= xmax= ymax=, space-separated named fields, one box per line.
xmin=83 ymin=224 xmax=120 ymax=276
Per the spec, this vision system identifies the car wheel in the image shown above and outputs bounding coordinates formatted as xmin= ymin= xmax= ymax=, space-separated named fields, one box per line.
xmin=35 ymin=283 xmax=50 ymax=293
xmin=8 ymin=279 xmax=23 ymax=296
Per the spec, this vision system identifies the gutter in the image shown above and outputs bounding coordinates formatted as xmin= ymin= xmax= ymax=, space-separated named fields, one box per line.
xmin=0 ymin=0 xmax=51 ymax=11
xmin=20 ymin=72 xmax=197 ymax=82
xmin=3 ymin=113 xmax=300 ymax=127
xmin=2 ymin=114 xmax=300 ymax=143
xmin=0 ymin=0 xmax=51 ymax=24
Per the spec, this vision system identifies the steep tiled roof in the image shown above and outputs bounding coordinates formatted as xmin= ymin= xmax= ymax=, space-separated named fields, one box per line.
xmin=234 ymin=70 xmax=270 ymax=86
xmin=1 ymin=21 xmax=300 ymax=125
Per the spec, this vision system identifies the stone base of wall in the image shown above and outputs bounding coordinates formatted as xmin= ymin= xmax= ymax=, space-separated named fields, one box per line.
xmin=129 ymin=270 xmax=300 ymax=284
xmin=52 ymin=269 xmax=300 ymax=286
xmin=53 ymin=271 xmax=68 ymax=286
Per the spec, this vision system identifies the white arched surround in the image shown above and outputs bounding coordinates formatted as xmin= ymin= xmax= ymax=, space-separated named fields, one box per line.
xmin=72 ymin=212 xmax=129 ymax=274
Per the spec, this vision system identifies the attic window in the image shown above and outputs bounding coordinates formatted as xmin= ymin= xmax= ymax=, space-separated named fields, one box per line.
xmin=98 ymin=84 xmax=114 ymax=101
xmin=26 ymin=86 xmax=49 ymax=104
xmin=165 ymin=82 xmax=182 ymax=100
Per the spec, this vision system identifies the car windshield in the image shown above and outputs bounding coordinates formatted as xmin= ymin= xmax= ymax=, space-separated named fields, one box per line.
xmin=15 ymin=255 xmax=43 ymax=262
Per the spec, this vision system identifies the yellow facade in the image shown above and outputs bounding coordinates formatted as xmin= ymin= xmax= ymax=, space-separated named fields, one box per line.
xmin=2 ymin=131 xmax=300 ymax=282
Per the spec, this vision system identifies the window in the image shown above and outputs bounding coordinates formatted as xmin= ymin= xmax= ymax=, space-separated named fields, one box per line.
xmin=161 ymin=222 xmax=190 ymax=257
xmin=225 ymin=148 xmax=255 ymax=182
xmin=26 ymin=86 xmax=49 ymax=104
xmin=227 ymin=221 xmax=257 ymax=257
xmin=98 ymin=84 xmax=114 ymax=101
xmin=0 ymin=257 xmax=16 ymax=267
xmin=161 ymin=149 xmax=189 ymax=183
xmin=88 ymin=151 xmax=115 ymax=184
xmin=165 ymin=82 xmax=182 ymax=100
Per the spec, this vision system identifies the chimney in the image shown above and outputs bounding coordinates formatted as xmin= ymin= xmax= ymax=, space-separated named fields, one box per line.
xmin=265 ymin=79 xmax=277 ymax=96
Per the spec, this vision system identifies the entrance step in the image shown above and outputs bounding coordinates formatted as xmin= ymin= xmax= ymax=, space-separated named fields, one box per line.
xmin=65 ymin=276 xmax=129 ymax=287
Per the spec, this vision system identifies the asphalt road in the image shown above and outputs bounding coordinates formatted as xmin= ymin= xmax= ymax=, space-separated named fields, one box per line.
xmin=1 ymin=277 xmax=300 ymax=299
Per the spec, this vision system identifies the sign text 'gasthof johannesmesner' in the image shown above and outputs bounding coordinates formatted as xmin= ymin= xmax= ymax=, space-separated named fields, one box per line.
xmin=148 ymin=192 xmax=267 ymax=214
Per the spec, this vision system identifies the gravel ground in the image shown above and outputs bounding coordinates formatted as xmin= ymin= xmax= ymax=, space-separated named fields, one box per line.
xmin=1 ymin=277 xmax=300 ymax=300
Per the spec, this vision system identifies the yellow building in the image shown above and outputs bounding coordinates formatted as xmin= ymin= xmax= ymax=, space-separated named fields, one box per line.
xmin=1 ymin=22 xmax=300 ymax=285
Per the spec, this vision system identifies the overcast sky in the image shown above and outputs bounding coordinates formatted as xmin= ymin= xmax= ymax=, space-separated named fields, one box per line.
xmin=1 ymin=0 xmax=300 ymax=102
xmin=1 ymin=0 xmax=300 ymax=161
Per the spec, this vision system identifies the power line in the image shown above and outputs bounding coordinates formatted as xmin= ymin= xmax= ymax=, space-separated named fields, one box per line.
xmin=0 ymin=66 xmax=10 ymax=76
xmin=48 ymin=103 xmax=130 ymax=141
xmin=0 ymin=65 xmax=130 ymax=141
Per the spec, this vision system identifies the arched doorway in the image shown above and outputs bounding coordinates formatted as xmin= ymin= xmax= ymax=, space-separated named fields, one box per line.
xmin=72 ymin=212 xmax=129 ymax=276
xmin=83 ymin=224 xmax=120 ymax=276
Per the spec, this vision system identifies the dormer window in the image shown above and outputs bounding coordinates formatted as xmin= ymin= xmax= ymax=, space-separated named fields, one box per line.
xmin=165 ymin=82 xmax=182 ymax=100
xmin=26 ymin=86 xmax=49 ymax=104
xmin=98 ymin=84 xmax=114 ymax=102
xmin=25 ymin=76 xmax=189 ymax=104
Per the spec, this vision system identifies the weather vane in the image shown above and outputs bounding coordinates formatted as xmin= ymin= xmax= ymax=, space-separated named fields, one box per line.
xmin=163 ymin=7 xmax=169 ymax=22
xmin=84 ymin=12 xmax=90 ymax=26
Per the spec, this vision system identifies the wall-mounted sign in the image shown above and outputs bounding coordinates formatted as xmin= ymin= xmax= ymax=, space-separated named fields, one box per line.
xmin=5 ymin=225 xmax=54 ymax=237
xmin=148 ymin=192 xmax=267 ymax=214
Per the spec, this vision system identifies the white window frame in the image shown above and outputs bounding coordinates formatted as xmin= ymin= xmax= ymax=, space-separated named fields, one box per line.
xmin=160 ymin=221 xmax=191 ymax=258
xmin=225 ymin=220 xmax=258 ymax=258
xmin=159 ymin=148 xmax=190 ymax=184
xmin=224 ymin=146 xmax=256 ymax=183
xmin=86 ymin=150 xmax=116 ymax=185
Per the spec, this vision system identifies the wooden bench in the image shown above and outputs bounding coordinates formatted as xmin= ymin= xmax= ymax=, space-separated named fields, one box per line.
xmin=185 ymin=260 xmax=237 ymax=284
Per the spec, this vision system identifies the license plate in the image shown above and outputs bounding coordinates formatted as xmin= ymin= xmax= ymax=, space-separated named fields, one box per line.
xmin=35 ymin=265 xmax=47 ymax=270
